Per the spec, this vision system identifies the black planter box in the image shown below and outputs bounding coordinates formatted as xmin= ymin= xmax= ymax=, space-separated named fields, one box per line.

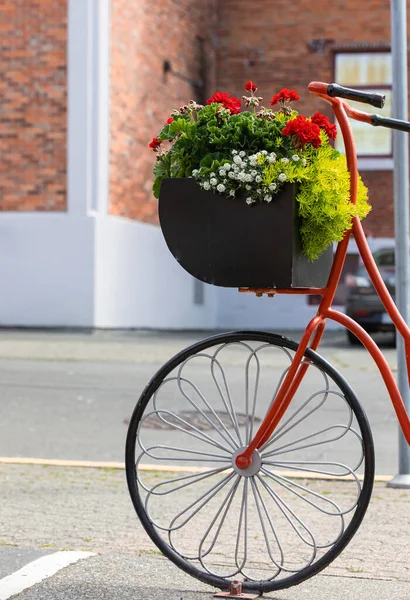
xmin=159 ymin=178 xmax=333 ymax=289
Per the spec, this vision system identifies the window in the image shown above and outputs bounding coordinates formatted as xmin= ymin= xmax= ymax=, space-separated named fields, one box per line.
xmin=334 ymin=52 xmax=392 ymax=159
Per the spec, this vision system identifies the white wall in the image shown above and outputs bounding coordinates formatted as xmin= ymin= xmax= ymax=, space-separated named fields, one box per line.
xmin=0 ymin=1 xmax=393 ymax=331
xmin=0 ymin=214 xmax=95 ymax=327
xmin=0 ymin=0 xmax=214 ymax=331
xmin=214 ymin=288 xmax=332 ymax=331
xmin=0 ymin=210 xmax=218 ymax=329
xmin=94 ymin=215 xmax=217 ymax=329
xmin=0 ymin=206 xmax=395 ymax=330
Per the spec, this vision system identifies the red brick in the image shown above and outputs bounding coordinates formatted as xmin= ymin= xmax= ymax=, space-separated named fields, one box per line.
xmin=0 ymin=0 xmax=67 ymax=212
xmin=109 ymin=0 xmax=218 ymax=223
xmin=215 ymin=0 xmax=403 ymax=239
xmin=110 ymin=0 xmax=402 ymax=238
xmin=1 ymin=0 xmax=403 ymax=237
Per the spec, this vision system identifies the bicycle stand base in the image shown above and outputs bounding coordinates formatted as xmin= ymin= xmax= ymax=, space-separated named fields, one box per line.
xmin=214 ymin=581 xmax=261 ymax=599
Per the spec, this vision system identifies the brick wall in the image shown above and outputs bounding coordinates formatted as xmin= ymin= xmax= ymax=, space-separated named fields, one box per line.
xmin=360 ymin=171 xmax=394 ymax=238
xmin=112 ymin=0 xmax=404 ymax=237
xmin=0 ymin=0 xmax=404 ymax=234
xmin=215 ymin=0 xmax=406 ymax=239
xmin=0 ymin=0 xmax=67 ymax=212
xmin=215 ymin=0 xmax=399 ymax=115
xmin=109 ymin=0 xmax=218 ymax=222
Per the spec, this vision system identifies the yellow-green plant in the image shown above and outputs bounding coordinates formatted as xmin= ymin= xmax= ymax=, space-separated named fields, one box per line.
xmin=261 ymin=140 xmax=370 ymax=259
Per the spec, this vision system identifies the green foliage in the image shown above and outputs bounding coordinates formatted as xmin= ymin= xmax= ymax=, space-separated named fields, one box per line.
xmin=153 ymin=106 xmax=297 ymax=198
xmin=150 ymin=100 xmax=371 ymax=260
xmin=289 ymin=144 xmax=370 ymax=260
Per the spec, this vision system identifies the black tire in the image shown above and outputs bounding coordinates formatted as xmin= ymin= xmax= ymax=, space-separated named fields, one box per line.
xmin=347 ymin=329 xmax=362 ymax=346
xmin=126 ymin=331 xmax=374 ymax=594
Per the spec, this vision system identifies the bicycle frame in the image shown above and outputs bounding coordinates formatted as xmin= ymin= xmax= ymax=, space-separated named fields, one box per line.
xmin=236 ymin=82 xmax=410 ymax=470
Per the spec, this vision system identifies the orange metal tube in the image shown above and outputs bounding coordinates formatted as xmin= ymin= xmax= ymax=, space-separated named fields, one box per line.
xmin=317 ymin=100 xmax=359 ymax=313
xmin=238 ymin=288 xmax=326 ymax=295
xmin=353 ymin=216 xmax=410 ymax=388
xmin=310 ymin=83 xmax=410 ymax=388
xmin=308 ymin=318 xmax=327 ymax=352
xmin=236 ymin=315 xmax=324 ymax=468
xmin=342 ymin=103 xmax=373 ymax=124
xmin=326 ymin=308 xmax=410 ymax=445
xmin=235 ymin=81 xmax=410 ymax=469
xmin=253 ymin=319 xmax=329 ymax=452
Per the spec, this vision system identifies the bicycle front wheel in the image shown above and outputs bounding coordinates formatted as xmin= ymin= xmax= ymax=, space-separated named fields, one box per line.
xmin=126 ymin=331 xmax=374 ymax=594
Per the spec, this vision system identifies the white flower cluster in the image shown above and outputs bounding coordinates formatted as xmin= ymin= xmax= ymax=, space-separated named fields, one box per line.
xmin=191 ymin=149 xmax=306 ymax=205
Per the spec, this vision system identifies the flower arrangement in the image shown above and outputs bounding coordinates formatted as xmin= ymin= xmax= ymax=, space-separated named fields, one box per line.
xmin=149 ymin=82 xmax=370 ymax=260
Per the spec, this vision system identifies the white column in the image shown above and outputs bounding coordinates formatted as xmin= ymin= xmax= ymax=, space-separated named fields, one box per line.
xmin=67 ymin=0 xmax=111 ymax=217
xmin=92 ymin=0 xmax=111 ymax=216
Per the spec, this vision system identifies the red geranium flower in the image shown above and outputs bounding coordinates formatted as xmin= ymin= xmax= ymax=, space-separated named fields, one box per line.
xmin=148 ymin=137 xmax=162 ymax=150
xmin=244 ymin=80 xmax=257 ymax=92
xmin=270 ymin=88 xmax=300 ymax=106
xmin=207 ymin=91 xmax=241 ymax=114
xmin=166 ymin=117 xmax=174 ymax=125
xmin=310 ymin=112 xmax=337 ymax=140
xmin=282 ymin=115 xmax=322 ymax=149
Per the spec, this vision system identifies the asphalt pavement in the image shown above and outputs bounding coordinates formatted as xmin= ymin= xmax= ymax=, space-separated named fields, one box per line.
xmin=0 ymin=328 xmax=401 ymax=474
xmin=0 ymin=328 xmax=408 ymax=599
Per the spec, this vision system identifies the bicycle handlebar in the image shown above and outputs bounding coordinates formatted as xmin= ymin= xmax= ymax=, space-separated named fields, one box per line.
xmin=327 ymin=83 xmax=385 ymax=109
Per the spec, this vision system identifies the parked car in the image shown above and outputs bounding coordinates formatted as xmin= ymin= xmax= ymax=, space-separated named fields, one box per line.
xmin=345 ymin=247 xmax=396 ymax=345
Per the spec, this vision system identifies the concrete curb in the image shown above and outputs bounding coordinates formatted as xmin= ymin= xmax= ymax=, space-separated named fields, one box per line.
xmin=0 ymin=456 xmax=393 ymax=482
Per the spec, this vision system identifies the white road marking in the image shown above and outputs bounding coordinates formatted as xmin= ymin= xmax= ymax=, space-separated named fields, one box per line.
xmin=0 ymin=551 xmax=95 ymax=600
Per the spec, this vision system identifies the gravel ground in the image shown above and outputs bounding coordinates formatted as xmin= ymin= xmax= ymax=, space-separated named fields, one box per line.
xmin=0 ymin=464 xmax=409 ymax=584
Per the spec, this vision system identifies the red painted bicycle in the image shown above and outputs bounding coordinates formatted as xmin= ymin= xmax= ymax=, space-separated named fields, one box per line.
xmin=126 ymin=82 xmax=410 ymax=596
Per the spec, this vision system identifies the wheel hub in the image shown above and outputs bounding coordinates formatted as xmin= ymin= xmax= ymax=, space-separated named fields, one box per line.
xmin=232 ymin=447 xmax=262 ymax=477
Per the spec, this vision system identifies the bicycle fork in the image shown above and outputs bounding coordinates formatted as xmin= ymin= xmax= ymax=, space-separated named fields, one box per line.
xmin=235 ymin=316 xmax=326 ymax=469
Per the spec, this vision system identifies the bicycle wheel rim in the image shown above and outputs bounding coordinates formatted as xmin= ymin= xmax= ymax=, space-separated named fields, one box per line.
xmin=125 ymin=331 xmax=375 ymax=593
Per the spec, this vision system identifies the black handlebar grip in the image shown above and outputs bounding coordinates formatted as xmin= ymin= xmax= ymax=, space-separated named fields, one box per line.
xmin=327 ymin=83 xmax=385 ymax=109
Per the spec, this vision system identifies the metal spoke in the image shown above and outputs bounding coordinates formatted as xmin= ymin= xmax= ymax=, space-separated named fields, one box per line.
xmin=261 ymin=361 xmax=329 ymax=450
xmin=262 ymin=421 xmax=354 ymax=459
xmin=179 ymin=353 xmax=243 ymax=447
xmin=210 ymin=342 xmax=293 ymax=447
xmin=262 ymin=466 xmax=347 ymax=517
xmin=138 ymin=408 xmax=233 ymax=454
xmin=248 ymin=477 xmax=283 ymax=577
xmin=263 ymin=459 xmax=363 ymax=480
xmin=263 ymin=424 xmax=365 ymax=474
xmin=127 ymin=333 xmax=374 ymax=589
xmin=134 ymin=450 xmax=229 ymax=494
xmin=154 ymin=374 xmax=239 ymax=451
xmin=234 ymin=478 xmax=248 ymax=574
xmin=152 ymin=377 xmax=233 ymax=450
xmin=197 ymin=476 xmax=243 ymax=573
xmin=262 ymin=391 xmax=331 ymax=454
xmin=138 ymin=465 xmax=231 ymax=497
xmin=260 ymin=466 xmax=361 ymax=519
xmin=244 ymin=350 xmax=261 ymax=445
xmin=256 ymin=474 xmax=318 ymax=571
xmin=211 ymin=346 xmax=249 ymax=446
xmin=167 ymin=472 xmax=237 ymax=533
xmin=145 ymin=470 xmax=236 ymax=540
xmin=141 ymin=443 xmax=232 ymax=463
xmin=176 ymin=367 xmax=240 ymax=451
xmin=170 ymin=473 xmax=241 ymax=563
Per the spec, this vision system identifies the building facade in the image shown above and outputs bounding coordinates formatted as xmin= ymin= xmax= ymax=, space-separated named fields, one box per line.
xmin=0 ymin=0 xmax=405 ymax=329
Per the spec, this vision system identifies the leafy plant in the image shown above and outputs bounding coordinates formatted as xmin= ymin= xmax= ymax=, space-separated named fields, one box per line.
xmin=149 ymin=82 xmax=370 ymax=260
